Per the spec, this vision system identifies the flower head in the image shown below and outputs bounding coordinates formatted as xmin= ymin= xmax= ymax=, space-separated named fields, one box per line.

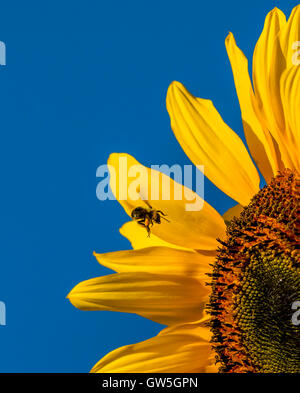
xmin=68 ymin=6 xmax=300 ymax=373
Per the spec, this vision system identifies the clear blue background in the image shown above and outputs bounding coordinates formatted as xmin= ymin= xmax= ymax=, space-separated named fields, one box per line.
xmin=0 ymin=0 xmax=297 ymax=372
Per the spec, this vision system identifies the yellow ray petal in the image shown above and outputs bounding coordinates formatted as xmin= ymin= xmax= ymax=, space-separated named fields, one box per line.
xmin=279 ymin=5 xmax=300 ymax=69
xmin=225 ymin=32 xmax=280 ymax=182
xmin=159 ymin=319 xmax=212 ymax=341
xmin=157 ymin=318 xmax=218 ymax=373
xmin=205 ymin=363 xmax=219 ymax=373
xmin=93 ymin=246 xmax=215 ymax=283
xmin=253 ymin=8 xmax=286 ymax=139
xmin=67 ymin=272 xmax=209 ymax=326
xmin=280 ymin=66 xmax=300 ymax=172
xmin=266 ymin=7 xmax=299 ymax=170
xmin=119 ymin=221 xmax=192 ymax=251
xmin=108 ymin=153 xmax=226 ymax=250
xmin=91 ymin=323 xmax=213 ymax=373
xmin=166 ymin=81 xmax=260 ymax=205
xmin=222 ymin=204 xmax=244 ymax=225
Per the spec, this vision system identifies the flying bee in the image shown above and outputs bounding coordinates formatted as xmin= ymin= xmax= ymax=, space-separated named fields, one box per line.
xmin=131 ymin=200 xmax=169 ymax=237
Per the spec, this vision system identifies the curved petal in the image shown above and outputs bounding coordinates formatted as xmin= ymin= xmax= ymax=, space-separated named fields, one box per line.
xmin=93 ymin=246 xmax=215 ymax=283
xmin=225 ymin=32 xmax=280 ymax=182
xmin=159 ymin=319 xmax=212 ymax=341
xmin=253 ymin=8 xmax=287 ymax=142
xmin=222 ymin=204 xmax=244 ymax=225
xmin=91 ymin=323 xmax=213 ymax=373
xmin=108 ymin=153 xmax=226 ymax=250
xmin=280 ymin=65 xmax=300 ymax=172
xmin=67 ymin=272 xmax=209 ymax=326
xmin=120 ymin=221 xmax=192 ymax=251
xmin=267 ymin=7 xmax=299 ymax=170
xmin=166 ymin=81 xmax=260 ymax=205
xmin=279 ymin=5 xmax=300 ymax=69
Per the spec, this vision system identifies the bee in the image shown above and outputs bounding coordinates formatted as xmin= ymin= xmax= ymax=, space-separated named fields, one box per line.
xmin=131 ymin=200 xmax=169 ymax=236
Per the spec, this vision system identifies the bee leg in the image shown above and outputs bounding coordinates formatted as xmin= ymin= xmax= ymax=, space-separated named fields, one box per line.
xmin=144 ymin=200 xmax=153 ymax=210
xmin=157 ymin=211 xmax=170 ymax=222
xmin=136 ymin=219 xmax=146 ymax=228
xmin=156 ymin=210 xmax=167 ymax=216
xmin=136 ymin=219 xmax=151 ymax=236
xmin=146 ymin=225 xmax=151 ymax=237
xmin=154 ymin=216 xmax=161 ymax=224
xmin=145 ymin=218 xmax=152 ymax=237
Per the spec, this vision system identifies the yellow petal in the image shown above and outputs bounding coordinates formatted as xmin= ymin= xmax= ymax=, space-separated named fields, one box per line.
xmin=159 ymin=319 xmax=212 ymax=342
xmin=120 ymin=221 xmax=191 ymax=251
xmin=280 ymin=65 xmax=300 ymax=172
xmin=222 ymin=204 xmax=244 ymax=225
xmin=67 ymin=272 xmax=209 ymax=325
xmin=166 ymin=81 xmax=260 ymax=205
xmin=253 ymin=8 xmax=287 ymax=137
xmin=159 ymin=318 xmax=218 ymax=373
xmin=93 ymin=246 xmax=215 ymax=283
xmin=279 ymin=5 xmax=300 ymax=69
xmin=225 ymin=32 xmax=280 ymax=182
xmin=205 ymin=363 xmax=219 ymax=373
xmin=266 ymin=7 xmax=299 ymax=170
xmin=108 ymin=153 xmax=226 ymax=250
xmin=91 ymin=323 xmax=213 ymax=373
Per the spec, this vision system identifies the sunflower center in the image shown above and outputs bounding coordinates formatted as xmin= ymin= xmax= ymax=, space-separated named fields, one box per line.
xmin=208 ymin=169 xmax=300 ymax=373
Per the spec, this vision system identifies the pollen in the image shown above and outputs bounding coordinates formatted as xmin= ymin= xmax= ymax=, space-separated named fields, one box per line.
xmin=207 ymin=169 xmax=300 ymax=372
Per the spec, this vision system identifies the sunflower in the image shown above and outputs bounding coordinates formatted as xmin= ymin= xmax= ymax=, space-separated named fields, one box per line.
xmin=68 ymin=6 xmax=300 ymax=373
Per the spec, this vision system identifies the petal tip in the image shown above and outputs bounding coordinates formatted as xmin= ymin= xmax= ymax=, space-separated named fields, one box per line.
xmin=291 ymin=4 xmax=300 ymax=14
xmin=268 ymin=7 xmax=285 ymax=21
xmin=107 ymin=152 xmax=134 ymax=166
xmin=66 ymin=291 xmax=72 ymax=300
xmin=107 ymin=152 xmax=120 ymax=164
xmin=225 ymin=32 xmax=235 ymax=46
xmin=167 ymin=80 xmax=185 ymax=96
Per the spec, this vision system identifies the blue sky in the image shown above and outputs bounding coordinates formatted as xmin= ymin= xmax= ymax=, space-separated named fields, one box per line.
xmin=0 ymin=0 xmax=298 ymax=372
